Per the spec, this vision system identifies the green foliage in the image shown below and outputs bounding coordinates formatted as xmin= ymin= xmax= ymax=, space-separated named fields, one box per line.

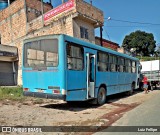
xmin=122 ymin=30 xmax=156 ymax=56
xmin=136 ymin=56 xmax=160 ymax=61
xmin=0 ymin=86 xmax=24 ymax=100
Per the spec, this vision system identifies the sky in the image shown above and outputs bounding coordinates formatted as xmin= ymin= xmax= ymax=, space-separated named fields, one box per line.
xmin=45 ymin=0 xmax=160 ymax=46
xmin=88 ymin=0 xmax=160 ymax=46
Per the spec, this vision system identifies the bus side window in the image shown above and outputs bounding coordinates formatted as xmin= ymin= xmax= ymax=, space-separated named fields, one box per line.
xmin=125 ymin=59 xmax=128 ymax=72
xmin=98 ymin=52 xmax=108 ymax=72
xmin=132 ymin=61 xmax=136 ymax=73
xmin=116 ymin=57 xmax=120 ymax=72
xmin=128 ymin=60 xmax=132 ymax=73
xmin=109 ymin=55 xmax=112 ymax=71
xmin=110 ymin=55 xmax=116 ymax=72
xmin=123 ymin=59 xmax=126 ymax=72
xmin=66 ymin=43 xmax=84 ymax=70
xmin=119 ymin=57 xmax=124 ymax=72
xmin=67 ymin=57 xmax=73 ymax=69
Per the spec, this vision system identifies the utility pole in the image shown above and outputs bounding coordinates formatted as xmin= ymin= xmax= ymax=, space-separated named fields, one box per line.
xmin=100 ymin=26 xmax=103 ymax=46
xmin=41 ymin=0 xmax=44 ymax=26
xmin=8 ymin=0 xmax=10 ymax=6
xmin=90 ymin=0 xmax=92 ymax=5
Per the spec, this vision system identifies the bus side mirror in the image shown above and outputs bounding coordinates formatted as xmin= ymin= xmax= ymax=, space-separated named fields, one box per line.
xmin=139 ymin=64 xmax=142 ymax=70
xmin=138 ymin=64 xmax=142 ymax=73
xmin=140 ymin=65 xmax=142 ymax=70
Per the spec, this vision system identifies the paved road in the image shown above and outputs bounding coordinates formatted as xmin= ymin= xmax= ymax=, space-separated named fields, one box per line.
xmin=94 ymin=90 xmax=160 ymax=135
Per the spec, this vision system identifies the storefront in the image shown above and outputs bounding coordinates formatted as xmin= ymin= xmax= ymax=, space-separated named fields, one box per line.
xmin=0 ymin=44 xmax=18 ymax=86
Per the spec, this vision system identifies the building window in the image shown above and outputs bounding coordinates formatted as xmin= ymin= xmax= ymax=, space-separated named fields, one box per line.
xmin=80 ymin=26 xmax=89 ymax=39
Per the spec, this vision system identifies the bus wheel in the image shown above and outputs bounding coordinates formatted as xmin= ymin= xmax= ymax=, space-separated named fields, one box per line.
xmin=97 ymin=87 xmax=106 ymax=105
xmin=128 ymin=83 xmax=135 ymax=96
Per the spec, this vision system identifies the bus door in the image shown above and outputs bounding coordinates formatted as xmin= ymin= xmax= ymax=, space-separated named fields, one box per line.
xmin=86 ymin=53 xmax=96 ymax=99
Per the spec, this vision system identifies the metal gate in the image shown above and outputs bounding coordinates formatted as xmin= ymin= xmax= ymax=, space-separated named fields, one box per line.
xmin=0 ymin=61 xmax=15 ymax=86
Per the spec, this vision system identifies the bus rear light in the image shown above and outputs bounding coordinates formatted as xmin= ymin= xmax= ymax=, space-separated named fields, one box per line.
xmin=52 ymin=90 xmax=60 ymax=94
xmin=23 ymin=88 xmax=29 ymax=91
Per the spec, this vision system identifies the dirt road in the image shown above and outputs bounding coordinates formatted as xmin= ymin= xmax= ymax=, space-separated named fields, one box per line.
xmin=0 ymin=90 xmax=159 ymax=134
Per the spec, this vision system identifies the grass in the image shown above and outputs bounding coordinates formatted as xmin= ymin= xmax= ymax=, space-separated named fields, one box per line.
xmin=0 ymin=87 xmax=50 ymax=105
xmin=0 ymin=87 xmax=45 ymax=104
xmin=0 ymin=86 xmax=24 ymax=100
xmin=33 ymin=98 xmax=44 ymax=104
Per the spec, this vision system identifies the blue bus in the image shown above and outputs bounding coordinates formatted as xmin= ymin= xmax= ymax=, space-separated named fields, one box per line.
xmin=23 ymin=34 xmax=141 ymax=105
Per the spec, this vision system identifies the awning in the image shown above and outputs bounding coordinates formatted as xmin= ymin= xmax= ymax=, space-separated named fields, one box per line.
xmin=0 ymin=44 xmax=18 ymax=61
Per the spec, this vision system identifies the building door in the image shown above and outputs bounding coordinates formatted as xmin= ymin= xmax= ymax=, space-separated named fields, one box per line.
xmin=0 ymin=61 xmax=15 ymax=86
xmin=86 ymin=53 xmax=96 ymax=99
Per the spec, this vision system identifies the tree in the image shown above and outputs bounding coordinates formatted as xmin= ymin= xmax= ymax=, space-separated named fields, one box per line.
xmin=122 ymin=30 xmax=156 ymax=56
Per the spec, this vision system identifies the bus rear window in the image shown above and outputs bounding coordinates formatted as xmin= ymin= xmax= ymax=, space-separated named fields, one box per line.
xmin=24 ymin=39 xmax=58 ymax=68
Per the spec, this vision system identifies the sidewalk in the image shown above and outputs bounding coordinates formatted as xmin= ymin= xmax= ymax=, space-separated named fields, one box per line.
xmin=94 ymin=90 xmax=160 ymax=135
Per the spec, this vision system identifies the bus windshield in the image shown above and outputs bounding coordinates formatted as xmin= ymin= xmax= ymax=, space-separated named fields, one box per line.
xmin=23 ymin=39 xmax=58 ymax=68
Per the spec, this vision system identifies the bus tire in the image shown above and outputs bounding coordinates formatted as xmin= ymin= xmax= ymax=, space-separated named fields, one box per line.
xmin=128 ymin=83 xmax=135 ymax=96
xmin=97 ymin=87 xmax=106 ymax=105
xmin=66 ymin=101 xmax=73 ymax=105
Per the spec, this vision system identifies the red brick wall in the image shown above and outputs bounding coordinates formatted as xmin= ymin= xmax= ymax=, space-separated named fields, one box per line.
xmin=95 ymin=37 xmax=119 ymax=51
xmin=0 ymin=20 xmax=12 ymax=43
xmin=0 ymin=0 xmax=26 ymax=44
xmin=102 ymin=41 xmax=119 ymax=51
xmin=11 ymin=10 xmax=26 ymax=41
xmin=0 ymin=0 xmax=24 ymax=22
xmin=26 ymin=0 xmax=52 ymax=22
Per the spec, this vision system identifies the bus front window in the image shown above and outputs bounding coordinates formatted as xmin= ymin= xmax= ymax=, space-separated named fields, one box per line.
xmin=24 ymin=39 xmax=58 ymax=68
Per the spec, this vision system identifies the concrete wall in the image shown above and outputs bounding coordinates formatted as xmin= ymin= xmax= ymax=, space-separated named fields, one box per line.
xmin=75 ymin=0 xmax=103 ymax=24
xmin=0 ymin=0 xmax=104 ymax=85
xmin=73 ymin=18 xmax=95 ymax=43
xmin=0 ymin=0 xmax=26 ymax=44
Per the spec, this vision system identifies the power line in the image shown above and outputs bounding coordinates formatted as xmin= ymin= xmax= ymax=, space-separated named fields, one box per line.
xmin=104 ymin=18 xmax=160 ymax=26
xmin=103 ymin=28 xmax=111 ymax=40
xmin=103 ymin=25 xmax=160 ymax=28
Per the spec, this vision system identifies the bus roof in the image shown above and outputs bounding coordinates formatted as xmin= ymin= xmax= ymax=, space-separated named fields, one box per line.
xmin=24 ymin=34 xmax=139 ymax=62
xmin=63 ymin=35 xmax=139 ymax=61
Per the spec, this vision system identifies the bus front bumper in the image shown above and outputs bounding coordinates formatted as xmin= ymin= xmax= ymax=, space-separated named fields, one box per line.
xmin=23 ymin=91 xmax=66 ymax=100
